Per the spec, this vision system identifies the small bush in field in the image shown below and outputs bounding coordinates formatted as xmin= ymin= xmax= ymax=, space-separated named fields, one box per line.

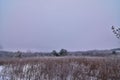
xmin=15 ymin=51 xmax=22 ymax=58
xmin=112 ymin=51 xmax=116 ymax=55
xmin=59 ymin=49 xmax=68 ymax=56
xmin=51 ymin=49 xmax=68 ymax=56
xmin=51 ymin=50 xmax=59 ymax=56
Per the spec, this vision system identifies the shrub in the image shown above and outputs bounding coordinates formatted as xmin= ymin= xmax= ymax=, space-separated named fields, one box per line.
xmin=59 ymin=49 xmax=68 ymax=56
xmin=15 ymin=51 xmax=22 ymax=58
xmin=51 ymin=50 xmax=59 ymax=56
xmin=112 ymin=51 xmax=116 ymax=55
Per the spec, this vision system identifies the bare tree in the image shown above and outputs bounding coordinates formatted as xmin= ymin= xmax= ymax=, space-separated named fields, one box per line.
xmin=111 ymin=26 xmax=120 ymax=39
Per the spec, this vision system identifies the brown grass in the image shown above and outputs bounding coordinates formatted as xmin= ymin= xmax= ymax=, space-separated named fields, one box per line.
xmin=0 ymin=56 xmax=120 ymax=80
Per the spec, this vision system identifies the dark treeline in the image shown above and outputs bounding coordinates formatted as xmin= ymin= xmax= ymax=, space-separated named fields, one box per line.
xmin=0 ymin=48 xmax=120 ymax=58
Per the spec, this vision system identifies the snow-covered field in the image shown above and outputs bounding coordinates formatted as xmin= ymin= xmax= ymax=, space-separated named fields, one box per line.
xmin=0 ymin=57 xmax=120 ymax=80
xmin=0 ymin=66 xmax=3 ymax=80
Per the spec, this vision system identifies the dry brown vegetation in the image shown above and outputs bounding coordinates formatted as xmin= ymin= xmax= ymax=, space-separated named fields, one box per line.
xmin=0 ymin=56 xmax=120 ymax=80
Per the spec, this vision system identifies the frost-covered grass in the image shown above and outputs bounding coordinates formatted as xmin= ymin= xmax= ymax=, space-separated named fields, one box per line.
xmin=0 ymin=56 xmax=120 ymax=80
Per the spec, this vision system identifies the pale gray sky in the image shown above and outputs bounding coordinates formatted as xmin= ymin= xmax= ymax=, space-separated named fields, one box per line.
xmin=0 ymin=0 xmax=120 ymax=51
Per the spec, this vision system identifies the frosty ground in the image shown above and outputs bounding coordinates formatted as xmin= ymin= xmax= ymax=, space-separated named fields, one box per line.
xmin=0 ymin=56 xmax=120 ymax=80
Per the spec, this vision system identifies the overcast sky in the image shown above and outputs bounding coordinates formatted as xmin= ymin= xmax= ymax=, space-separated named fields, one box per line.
xmin=0 ymin=0 xmax=120 ymax=51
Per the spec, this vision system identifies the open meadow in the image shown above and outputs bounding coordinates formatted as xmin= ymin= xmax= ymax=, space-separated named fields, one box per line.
xmin=0 ymin=56 xmax=120 ymax=80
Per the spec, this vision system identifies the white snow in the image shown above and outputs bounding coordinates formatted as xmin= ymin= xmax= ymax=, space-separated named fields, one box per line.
xmin=0 ymin=66 xmax=3 ymax=80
